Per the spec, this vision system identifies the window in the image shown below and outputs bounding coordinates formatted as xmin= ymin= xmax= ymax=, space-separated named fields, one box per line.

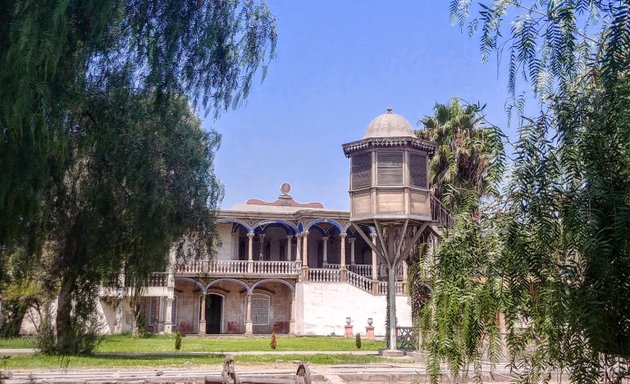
xmin=409 ymin=153 xmax=428 ymax=188
xmin=251 ymin=295 xmax=270 ymax=325
xmin=171 ymin=297 xmax=177 ymax=325
xmin=149 ymin=297 xmax=158 ymax=325
xmin=377 ymin=152 xmax=403 ymax=186
xmin=351 ymin=153 xmax=371 ymax=189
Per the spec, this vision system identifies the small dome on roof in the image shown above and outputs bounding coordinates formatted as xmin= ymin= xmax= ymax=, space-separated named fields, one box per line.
xmin=363 ymin=106 xmax=415 ymax=139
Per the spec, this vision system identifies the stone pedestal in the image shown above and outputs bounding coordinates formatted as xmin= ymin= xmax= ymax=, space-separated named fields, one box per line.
xmin=198 ymin=321 xmax=206 ymax=335
xmin=344 ymin=325 xmax=354 ymax=337
xmin=365 ymin=325 xmax=375 ymax=340
xmin=245 ymin=321 xmax=253 ymax=335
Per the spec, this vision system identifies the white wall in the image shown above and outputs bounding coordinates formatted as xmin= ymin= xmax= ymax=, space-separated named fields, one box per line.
xmin=297 ymin=281 xmax=411 ymax=336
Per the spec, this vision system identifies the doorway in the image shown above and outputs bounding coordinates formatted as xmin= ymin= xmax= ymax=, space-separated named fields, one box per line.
xmin=205 ymin=294 xmax=223 ymax=334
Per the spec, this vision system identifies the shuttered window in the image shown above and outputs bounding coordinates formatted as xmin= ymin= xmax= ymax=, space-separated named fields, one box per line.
xmin=409 ymin=153 xmax=428 ymax=188
xmin=351 ymin=153 xmax=371 ymax=189
xmin=377 ymin=152 xmax=403 ymax=186
xmin=171 ymin=297 xmax=177 ymax=325
xmin=251 ymin=295 xmax=270 ymax=325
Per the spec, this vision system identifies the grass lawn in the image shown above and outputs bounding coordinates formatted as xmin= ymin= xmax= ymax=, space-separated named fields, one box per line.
xmin=0 ymin=335 xmax=388 ymax=368
xmin=98 ymin=334 xmax=385 ymax=353
xmin=1 ymin=353 xmax=388 ymax=369
xmin=0 ymin=337 xmax=36 ymax=349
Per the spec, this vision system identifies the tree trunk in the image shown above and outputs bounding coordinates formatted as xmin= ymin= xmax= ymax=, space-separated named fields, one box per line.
xmin=56 ymin=273 xmax=75 ymax=353
xmin=0 ymin=301 xmax=27 ymax=337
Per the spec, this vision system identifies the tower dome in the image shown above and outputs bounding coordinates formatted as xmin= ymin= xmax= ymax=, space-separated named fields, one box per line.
xmin=363 ymin=106 xmax=415 ymax=139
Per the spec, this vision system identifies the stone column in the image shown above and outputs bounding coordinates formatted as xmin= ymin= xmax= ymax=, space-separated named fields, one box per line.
xmin=302 ymin=231 xmax=309 ymax=268
xmin=258 ymin=234 xmax=265 ymax=261
xmin=164 ymin=247 xmax=176 ymax=333
xmin=295 ymin=233 xmax=302 ymax=264
xmin=340 ymin=233 xmax=347 ymax=282
xmin=114 ymin=267 xmax=125 ymax=333
xmin=349 ymin=238 xmax=356 ymax=266
xmin=402 ymin=261 xmax=408 ymax=294
xmin=245 ymin=293 xmax=253 ymax=335
xmin=286 ymin=235 xmax=293 ymax=261
xmin=289 ymin=292 xmax=296 ymax=335
xmin=164 ymin=272 xmax=175 ymax=333
xmin=198 ymin=293 xmax=206 ymax=335
xmin=371 ymin=233 xmax=378 ymax=294
xmin=247 ymin=232 xmax=254 ymax=273
xmin=322 ymin=236 xmax=329 ymax=267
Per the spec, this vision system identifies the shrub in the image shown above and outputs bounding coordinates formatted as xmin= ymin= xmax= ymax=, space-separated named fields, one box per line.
xmin=270 ymin=331 xmax=277 ymax=350
xmin=355 ymin=332 xmax=362 ymax=349
xmin=175 ymin=331 xmax=182 ymax=351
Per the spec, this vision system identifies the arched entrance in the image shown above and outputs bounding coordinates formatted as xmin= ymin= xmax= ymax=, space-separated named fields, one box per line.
xmin=205 ymin=294 xmax=224 ymax=334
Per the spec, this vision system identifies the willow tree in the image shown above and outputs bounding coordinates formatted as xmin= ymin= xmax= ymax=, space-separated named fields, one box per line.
xmin=421 ymin=1 xmax=630 ymax=383
xmin=0 ymin=0 xmax=276 ymax=352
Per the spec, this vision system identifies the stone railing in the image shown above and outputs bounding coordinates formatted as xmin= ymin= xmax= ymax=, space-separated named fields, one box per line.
xmin=323 ymin=263 xmax=340 ymax=269
xmin=148 ymin=273 xmax=168 ymax=287
xmin=175 ymin=260 xmax=297 ymax=275
xmin=377 ymin=281 xmax=405 ymax=296
xmin=252 ymin=261 xmax=297 ymax=274
xmin=347 ymin=271 xmax=372 ymax=291
xmin=206 ymin=260 xmax=248 ymax=274
xmin=348 ymin=264 xmax=372 ymax=278
xmin=307 ymin=268 xmax=340 ymax=282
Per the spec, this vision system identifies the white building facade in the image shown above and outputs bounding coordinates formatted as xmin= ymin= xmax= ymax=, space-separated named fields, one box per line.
xmin=98 ymin=184 xmax=416 ymax=337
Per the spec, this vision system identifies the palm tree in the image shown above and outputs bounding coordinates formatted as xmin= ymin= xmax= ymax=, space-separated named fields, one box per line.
xmin=417 ymin=98 xmax=504 ymax=211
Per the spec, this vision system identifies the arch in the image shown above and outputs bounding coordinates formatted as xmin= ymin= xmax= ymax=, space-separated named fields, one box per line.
xmin=251 ymin=220 xmax=298 ymax=235
xmin=305 ymin=218 xmax=344 ymax=233
xmin=343 ymin=223 xmax=374 ymax=236
xmin=174 ymin=277 xmax=205 ymax=292
xmin=206 ymin=278 xmax=251 ymax=294
xmin=251 ymin=278 xmax=295 ymax=293
xmin=217 ymin=218 xmax=252 ymax=233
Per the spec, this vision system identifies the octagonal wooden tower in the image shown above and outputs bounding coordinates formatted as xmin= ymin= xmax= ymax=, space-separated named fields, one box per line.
xmin=343 ymin=107 xmax=437 ymax=224
xmin=342 ymin=107 xmax=437 ymax=354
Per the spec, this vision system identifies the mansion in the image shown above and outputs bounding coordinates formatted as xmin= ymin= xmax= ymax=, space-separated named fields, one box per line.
xmin=16 ymin=108 xmax=448 ymax=338
xmin=100 ymin=184 xmax=428 ymax=337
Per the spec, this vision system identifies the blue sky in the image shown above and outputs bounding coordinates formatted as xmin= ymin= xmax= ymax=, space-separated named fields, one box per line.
xmin=207 ymin=1 xmax=515 ymax=210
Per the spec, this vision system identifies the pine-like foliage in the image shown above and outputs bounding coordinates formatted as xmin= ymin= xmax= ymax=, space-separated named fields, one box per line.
xmin=420 ymin=1 xmax=630 ymax=382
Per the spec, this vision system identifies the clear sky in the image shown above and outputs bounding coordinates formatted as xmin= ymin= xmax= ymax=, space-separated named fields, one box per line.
xmin=207 ymin=1 xmax=515 ymax=211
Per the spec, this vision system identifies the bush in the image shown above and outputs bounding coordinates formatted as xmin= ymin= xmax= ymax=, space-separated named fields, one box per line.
xmin=175 ymin=331 xmax=182 ymax=351
xmin=355 ymin=333 xmax=362 ymax=349
xmin=270 ymin=331 xmax=277 ymax=350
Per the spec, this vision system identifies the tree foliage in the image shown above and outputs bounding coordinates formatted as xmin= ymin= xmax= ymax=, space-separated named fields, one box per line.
xmin=420 ymin=1 xmax=630 ymax=383
xmin=418 ymin=98 xmax=505 ymax=209
xmin=0 ymin=0 xmax=276 ymax=353
xmin=0 ymin=0 xmax=277 ymax=251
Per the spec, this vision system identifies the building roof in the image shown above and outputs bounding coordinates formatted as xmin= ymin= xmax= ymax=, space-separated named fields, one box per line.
xmin=363 ymin=107 xmax=415 ymax=139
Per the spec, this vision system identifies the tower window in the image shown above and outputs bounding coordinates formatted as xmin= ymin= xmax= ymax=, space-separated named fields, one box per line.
xmin=351 ymin=153 xmax=371 ymax=189
xmin=377 ymin=152 xmax=403 ymax=186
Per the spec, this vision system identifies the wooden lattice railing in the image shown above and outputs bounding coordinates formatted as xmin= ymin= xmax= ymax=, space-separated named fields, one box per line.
xmin=430 ymin=193 xmax=454 ymax=228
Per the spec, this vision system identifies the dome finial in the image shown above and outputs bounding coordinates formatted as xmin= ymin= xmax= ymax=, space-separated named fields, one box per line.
xmin=386 ymin=106 xmax=393 ymax=113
